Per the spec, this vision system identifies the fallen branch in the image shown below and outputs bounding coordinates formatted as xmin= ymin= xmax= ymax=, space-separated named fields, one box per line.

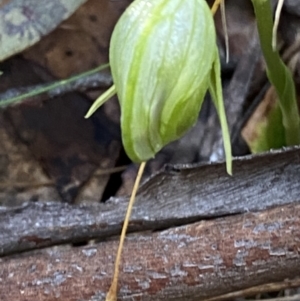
xmin=1 ymin=146 xmax=300 ymax=256
xmin=1 ymin=203 xmax=300 ymax=301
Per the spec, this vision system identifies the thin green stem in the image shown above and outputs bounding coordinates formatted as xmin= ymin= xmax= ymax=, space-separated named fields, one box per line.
xmin=252 ymin=0 xmax=300 ymax=146
xmin=0 ymin=63 xmax=110 ymax=108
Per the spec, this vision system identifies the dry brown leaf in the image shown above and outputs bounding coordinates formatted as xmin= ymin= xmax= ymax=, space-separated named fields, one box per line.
xmin=0 ymin=0 xmax=87 ymax=61
xmin=24 ymin=0 xmax=132 ymax=78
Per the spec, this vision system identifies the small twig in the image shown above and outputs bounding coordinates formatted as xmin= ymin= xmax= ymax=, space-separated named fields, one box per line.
xmin=205 ymin=279 xmax=300 ymax=301
xmin=220 ymin=1 xmax=230 ymax=63
xmin=248 ymin=294 xmax=300 ymax=301
xmin=0 ymin=166 xmax=127 ymax=189
xmin=94 ymin=165 xmax=128 ymax=176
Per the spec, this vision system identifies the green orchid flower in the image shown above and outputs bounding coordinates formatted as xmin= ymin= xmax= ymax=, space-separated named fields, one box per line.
xmin=86 ymin=0 xmax=232 ymax=174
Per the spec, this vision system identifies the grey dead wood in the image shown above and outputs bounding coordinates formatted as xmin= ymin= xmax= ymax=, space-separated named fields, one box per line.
xmin=0 ymin=146 xmax=300 ymax=256
xmin=0 ymin=202 xmax=299 ymax=301
xmin=1 ymin=147 xmax=300 ymax=300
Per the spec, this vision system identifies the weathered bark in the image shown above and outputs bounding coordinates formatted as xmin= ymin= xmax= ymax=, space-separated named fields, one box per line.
xmin=1 ymin=203 xmax=300 ymax=301
xmin=1 ymin=146 xmax=300 ymax=256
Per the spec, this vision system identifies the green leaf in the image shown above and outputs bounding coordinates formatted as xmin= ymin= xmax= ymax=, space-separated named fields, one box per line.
xmin=209 ymin=48 xmax=232 ymax=175
xmin=245 ymin=96 xmax=286 ymax=153
xmin=252 ymin=0 xmax=300 ymax=146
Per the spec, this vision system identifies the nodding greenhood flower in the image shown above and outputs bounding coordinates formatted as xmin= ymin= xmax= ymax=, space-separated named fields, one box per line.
xmin=86 ymin=0 xmax=232 ymax=174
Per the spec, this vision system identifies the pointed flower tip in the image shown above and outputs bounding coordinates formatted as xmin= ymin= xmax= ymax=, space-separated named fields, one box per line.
xmin=85 ymin=106 xmax=97 ymax=118
xmin=84 ymin=111 xmax=92 ymax=119
xmin=226 ymin=159 xmax=232 ymax=176
xmin=85 ymin=85 xmax=117 ymax=119
xmin=227 ymin=166 xmax=232 ymax=176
